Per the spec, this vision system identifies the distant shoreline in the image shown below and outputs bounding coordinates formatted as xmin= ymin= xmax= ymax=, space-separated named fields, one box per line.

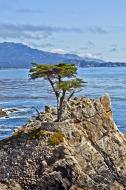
xmin=1 ymin=42 xmax=126 ymax=69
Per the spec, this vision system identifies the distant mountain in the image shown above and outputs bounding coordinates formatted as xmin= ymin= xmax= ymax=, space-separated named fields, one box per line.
xmin=0 ymin=42 xmax=126 ymax=68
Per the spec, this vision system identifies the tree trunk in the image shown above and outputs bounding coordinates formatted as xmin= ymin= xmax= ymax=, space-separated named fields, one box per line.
xmin=57 ymin=91 xmax=65 ymax=122
xmin=57 ymin=100 xmax=63 ymax=122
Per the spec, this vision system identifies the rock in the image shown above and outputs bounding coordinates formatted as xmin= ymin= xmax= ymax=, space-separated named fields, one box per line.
xmin=45 ymin=105 xmax=51 ymax=112
xmin=0 ymin=94 xmax=126 ymax=190
xmin=7 ymin=108 xmax=19 ymax=112
xmin=45 ymin=105 xmax=56 ymax=115
xmin=0 ymin=108 xmax=20 ymax=118
xmin=42 ymin=160 xmax=48 ymax=168
xmin=0 ymin=109 xmax=8 ymax=117
xmin=0 ymin=182 xmax=22 ymax=190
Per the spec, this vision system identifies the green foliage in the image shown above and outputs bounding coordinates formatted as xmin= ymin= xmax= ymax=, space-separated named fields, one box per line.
xmin=29 ymin=128 xmax=64 ymax=146
xmin=30 ymin=62 xmax=86 ymax=121
xmin=29 ymin=129 xmax=51 ymax=139
xmin=30 ymin=63 xmax=77 ymax=79
xmin=48 ymin=131 xmax=64 ymax=146
xmin=57 ymin=78 xmax=85 ymax=91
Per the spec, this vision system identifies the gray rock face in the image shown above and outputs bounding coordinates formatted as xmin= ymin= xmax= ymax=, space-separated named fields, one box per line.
xmin=0 ymin=94 xmax=126 ymax=190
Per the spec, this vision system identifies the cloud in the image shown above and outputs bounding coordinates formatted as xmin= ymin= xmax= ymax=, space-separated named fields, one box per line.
xmin=0 ymin=23 xmax=112 ymax=50
xmin=28 ymin=42 xmax=55 ymax=49
xmin=87 ymin=40 xmax=96 ymax=47
xmin=17 ymin=9 xmax=44 ymax=14
xmin=111 ymin=44 xmax=117 ymax=48
xmin=79 ymin=47 xmax=89 ymax=50
xmin=0 ymin=23 xmax=83 ymax=42
xmin=79 ymin=52 xmax=101 ymax=59
xmin=79 ymin=41 xmax=96 ymax=52
xmin=0 ymin=24 xmax=49 ymax=40
xmin=121 ymin=47 xmax=126 ymax=51
xmin=95 ymin=52 xmax=103 ymax=56
xmin=50 ymin=48 xmax=66 ymax=54
xmin=109 ymin=48 xmax=117 ymax=52
xmin=86 ymin=26 xmax=108 ymax=34
xmin=111 ymin=26 xmax=126 ymax=32
xmin=0 ymin=23 xmax=109 ymax=42
xmin=85 ymin=25 xmax=126 ymax=34
xmin=84 ymin=53 xmax=99 ymax=59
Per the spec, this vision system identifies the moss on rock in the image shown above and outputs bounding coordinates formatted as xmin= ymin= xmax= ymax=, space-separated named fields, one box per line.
xmin=29 ymin=128 xmax=52 ymax=140
xmin=48 ymin=131 xmax=64 ymax=146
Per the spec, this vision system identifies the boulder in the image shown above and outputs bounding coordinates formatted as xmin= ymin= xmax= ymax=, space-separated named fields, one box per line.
xmin=0 ymin=109 xmax=8 ymax=117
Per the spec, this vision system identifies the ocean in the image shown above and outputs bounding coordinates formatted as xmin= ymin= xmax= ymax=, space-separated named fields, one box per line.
xmin=0 ymin=67 xmax=126 ymax=140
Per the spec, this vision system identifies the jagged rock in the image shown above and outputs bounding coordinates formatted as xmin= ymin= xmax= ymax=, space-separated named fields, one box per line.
xmin=0 ymin=109 xmax=8 ymax=117
xmin=0 ymin=94 xmax=126 ymax=190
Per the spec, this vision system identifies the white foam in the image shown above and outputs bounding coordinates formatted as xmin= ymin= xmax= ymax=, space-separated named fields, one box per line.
xmin=0 ymin=128 xmax=12 ymax=132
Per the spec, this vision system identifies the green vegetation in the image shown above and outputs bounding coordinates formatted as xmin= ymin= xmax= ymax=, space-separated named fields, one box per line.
xmin=30 ymin=63 xmax=85 ymax=121
xmin=29 ymin=128 xmax=64 ymax=146
xmin=29 ymin=129 xmax=51 ymax=139
xmin=48 ymin=131 xmax=64 ymax=146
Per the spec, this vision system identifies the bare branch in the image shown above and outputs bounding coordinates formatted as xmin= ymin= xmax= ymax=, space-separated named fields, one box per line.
xmin=32 ymin=106 xmax=41 ymax=119
xmin=67 ymin=90 xmax=75 ymax=101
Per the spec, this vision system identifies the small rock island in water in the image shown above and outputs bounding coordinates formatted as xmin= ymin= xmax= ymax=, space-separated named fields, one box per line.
xmin=0 ymin=94 xmax=126 ymax=190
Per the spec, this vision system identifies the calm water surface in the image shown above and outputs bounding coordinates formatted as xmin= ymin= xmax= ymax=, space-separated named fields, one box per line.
xmin=0 ymin=67 xmax=126 ymax=139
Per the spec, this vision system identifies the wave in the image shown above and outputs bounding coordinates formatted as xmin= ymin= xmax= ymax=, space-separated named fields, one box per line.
xmin=3 ymin=107 xmax=30 ymax=113
xmin=0 ymin=96 xmax=47 ymax=100
xmin=0 ymin=128 xmax=12 ymax=132
xmin=0 ymin=116 xmax=29 ymax=121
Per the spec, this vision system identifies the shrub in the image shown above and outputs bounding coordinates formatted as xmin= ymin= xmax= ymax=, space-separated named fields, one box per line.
xmin=48 ymin=131 xmax=64 ymax=146
xmin=29 ymin=129 xmax=51 ymax=139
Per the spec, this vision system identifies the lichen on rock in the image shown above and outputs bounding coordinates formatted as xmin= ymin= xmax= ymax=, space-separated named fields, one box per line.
xmin=0 ymin=94 xmax=126 ymax=190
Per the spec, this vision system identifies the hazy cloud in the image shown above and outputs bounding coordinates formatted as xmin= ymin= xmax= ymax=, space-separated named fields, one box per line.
xmin=109 ymin=48 xmax=117 ymax=52
xmin=111 ymin=26 xmax=126 ymax=32
xmin=79 ymin=41 xmax=95 ymax=51
xmin=86 ymin=26 xmax=108 ymax=34
xmin=17 ymin=9 xmax=44 ymax=14
xmin=95 ymin=52 xmax=103 ymax=56
xmin=87 ymin=40 xmax=96 ymax=47
xmin=80 ymin=52 xmax=101 ymax=59
xmin=111 ymin=44 xmax=117 ymax=48
xmin=121 ymin=47 xmax=126 ymax=51
xmin=28 ymin=42 xmax=55 ymax=49
xmin=0 ymin=23 xmax=83 ymax=41
xmin=86 ymin=25 xmax=126 ymax=34
xmin=50 ymin=48 xmax=66 ymax=54
xmin=0 ymin=24 xmax=110 ymax=42
xmin=79 ymin=47 xmax=89 ymax=50
xmin=0 ymin=23 xmax=116 ymax=50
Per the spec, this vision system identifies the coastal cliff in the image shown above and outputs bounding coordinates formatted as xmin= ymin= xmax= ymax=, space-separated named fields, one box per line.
xmin=0 ymin=94 xmax=126 ymax=190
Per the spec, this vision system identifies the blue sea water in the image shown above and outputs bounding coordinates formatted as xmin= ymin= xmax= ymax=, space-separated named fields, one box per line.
xmin=0 ymin=67 xmax=126 ymax=140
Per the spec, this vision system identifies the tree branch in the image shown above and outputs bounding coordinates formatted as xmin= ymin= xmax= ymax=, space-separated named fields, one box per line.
xmin=48 ymin=77 xmax=59 ymax=98
xmin=67 ymin=90 xmax=75 ymax=101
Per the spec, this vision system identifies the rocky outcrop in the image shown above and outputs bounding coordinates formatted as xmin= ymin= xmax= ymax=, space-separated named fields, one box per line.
xmin=0 ymin=94 xmax=126 ymax=190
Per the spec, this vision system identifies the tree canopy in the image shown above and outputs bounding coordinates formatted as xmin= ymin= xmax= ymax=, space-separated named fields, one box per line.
xmin=30 ymin=63 xmax=86 ymax=121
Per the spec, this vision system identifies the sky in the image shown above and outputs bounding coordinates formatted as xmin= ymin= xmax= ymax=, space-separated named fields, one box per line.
xmin=0 ymin=0 xmax=126 ymax=61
